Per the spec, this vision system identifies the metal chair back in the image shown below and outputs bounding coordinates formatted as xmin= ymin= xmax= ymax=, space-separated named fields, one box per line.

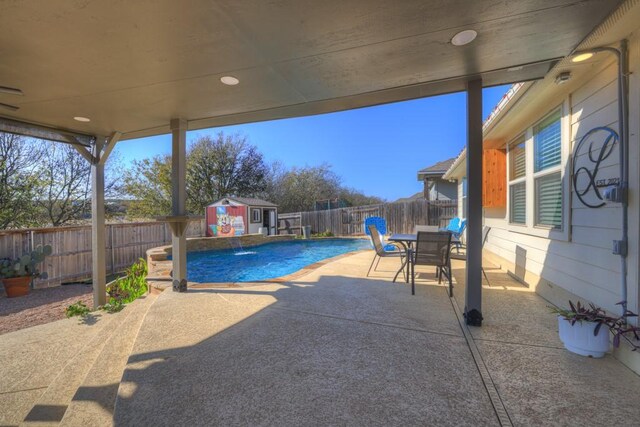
xmin=414 ymin=225 xmax=438 ymax=233
xmin=414 ymin=231 xmax=452 ymax=267
xmin=482 ymin=225 xmax=491 ymax=246
xmin=367 ymin=224 xmax=387 ymax=256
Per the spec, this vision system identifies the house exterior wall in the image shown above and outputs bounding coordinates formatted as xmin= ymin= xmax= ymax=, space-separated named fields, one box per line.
xmin=481 ymin=30 xmax=640 ymax=317
xmin=425 ymin=178 xmax=458 ymax=201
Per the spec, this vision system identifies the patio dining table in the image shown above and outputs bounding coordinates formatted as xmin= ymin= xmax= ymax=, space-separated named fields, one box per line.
xmin=388 ymin=232 xmax=461 ymax=289
xmin=387 ymin=234 xmax=416 ymax=284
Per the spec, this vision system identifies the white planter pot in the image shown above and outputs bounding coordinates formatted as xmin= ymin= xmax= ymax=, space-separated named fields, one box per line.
xmin=558 ymin=317 xmax=610 ymax=358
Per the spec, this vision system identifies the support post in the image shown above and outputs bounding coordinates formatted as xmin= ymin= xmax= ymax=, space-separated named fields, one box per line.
xmin=91 ymin=136 xmax=107 ymax=308
xmin=464 ymin=78 xmax=483 ymax=326
xmin=171 ymin=118 xmax=188 ymax=292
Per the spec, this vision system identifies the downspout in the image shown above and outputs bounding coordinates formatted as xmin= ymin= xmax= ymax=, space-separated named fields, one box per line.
xmin=620 ymin=40 xmax=630 ymax=319
xmin=572 ymin=42 xmax=629 ymax=318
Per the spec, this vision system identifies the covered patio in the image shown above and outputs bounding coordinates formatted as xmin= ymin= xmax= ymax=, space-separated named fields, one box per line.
xmin=1 ymin=1 xmax=639 ymax=425
xmin=0 ymin=0 xmax=624 ymax=324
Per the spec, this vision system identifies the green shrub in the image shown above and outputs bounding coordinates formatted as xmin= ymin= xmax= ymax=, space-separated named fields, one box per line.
xmin=100 ymin=299 xmax=125 ymax=313
xmin=106 ymin=258 xmax=148 ymax=305
xmin=312 ymin=230 xmax=334 ymax=238
xmin=65 ymin=301 xmax=90 ymax=318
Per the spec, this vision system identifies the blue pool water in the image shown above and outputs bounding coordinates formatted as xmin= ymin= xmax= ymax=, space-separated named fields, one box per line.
xmin=184 ymin=238 xmax=371 ymax=283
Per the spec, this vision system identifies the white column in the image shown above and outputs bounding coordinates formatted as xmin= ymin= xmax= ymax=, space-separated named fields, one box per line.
xmin=171 ymin=118 xmax=188 ymax=291
xmin=464 ymin=78 xmax=483 ymax=326
xmin=91 ymin=136 xmax=107 ymax=308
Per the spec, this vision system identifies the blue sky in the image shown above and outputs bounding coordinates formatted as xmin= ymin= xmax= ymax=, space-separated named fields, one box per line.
xmin=113 ymin=85 xmax=510 ymax=201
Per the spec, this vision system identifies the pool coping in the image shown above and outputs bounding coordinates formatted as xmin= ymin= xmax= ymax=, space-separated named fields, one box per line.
xmin=147 ymin=237 xmax=371 ymax=291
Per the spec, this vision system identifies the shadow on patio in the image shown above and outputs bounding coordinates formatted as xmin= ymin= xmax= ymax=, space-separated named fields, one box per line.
xmin=67 ymin=252 xmax=640 ymax=426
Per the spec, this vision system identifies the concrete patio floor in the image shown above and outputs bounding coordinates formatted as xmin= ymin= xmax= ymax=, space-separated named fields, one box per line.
xmin=114 ymin=251 xmax=640 ymax=426
xmin=2 ymin=250 xmax=640 ymax=426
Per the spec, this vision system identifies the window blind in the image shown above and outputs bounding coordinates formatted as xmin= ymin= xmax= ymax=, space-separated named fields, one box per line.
xmin=534 ymin=110 xmax=561 ymax=172
xmin=509 ymin=137 xmax=526 ymax=180
xmin=535 ymin=172 xmax=562 ymax=228
xmin=509 ymin=182 xmax=526 ymax=224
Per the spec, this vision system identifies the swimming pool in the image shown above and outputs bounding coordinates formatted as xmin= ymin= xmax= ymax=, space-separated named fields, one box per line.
xmin=184 ymin=238 xmax=371 ymax=283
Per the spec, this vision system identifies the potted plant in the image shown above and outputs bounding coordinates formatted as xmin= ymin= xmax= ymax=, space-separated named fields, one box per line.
xmin=0 ymin=245 xmax=52 ymax=298
xmin=551 ymin=301 xmax=640 ymax=358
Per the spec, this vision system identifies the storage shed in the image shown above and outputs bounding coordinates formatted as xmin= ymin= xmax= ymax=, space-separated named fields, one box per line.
xmin=206 ymin=197 xmax=278 ymax=237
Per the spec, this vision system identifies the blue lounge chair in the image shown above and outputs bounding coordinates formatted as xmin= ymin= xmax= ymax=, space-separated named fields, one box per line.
xmin=441 ymin=218 xmax=466 ymax=251
xmin=364 ymin=216 xmax=397 ymax=252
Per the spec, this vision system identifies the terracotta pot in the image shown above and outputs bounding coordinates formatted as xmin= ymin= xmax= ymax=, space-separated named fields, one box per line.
xmin=2 ymin=276 xmax=32 ymax=298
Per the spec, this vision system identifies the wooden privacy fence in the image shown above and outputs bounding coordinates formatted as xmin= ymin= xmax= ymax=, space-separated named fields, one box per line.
xmin=0 ymin=219 xmax=206 ymax=288
xmin=278 ymin=199 xmax=457 ymax=236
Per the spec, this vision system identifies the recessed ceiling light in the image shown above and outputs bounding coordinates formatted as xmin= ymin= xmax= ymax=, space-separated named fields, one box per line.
xmin=507 ymin=66 xmax=524 ymax=72
xmin=571 ymin=53 xmax=594 ymax=63
xmin=220 ymin=76 xmax=240 ymax=86
xmin=451 ymin=30 xmax=477 ymax=46
xmin=73 ymin=116 xmax=91 ymax=122
xmin=0 ymin=86 xmax=23 ymax=96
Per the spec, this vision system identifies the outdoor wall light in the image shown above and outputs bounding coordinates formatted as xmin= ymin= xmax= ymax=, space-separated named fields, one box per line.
xmin=451 ymin=30 xmax=477 ymax=46
xmin=554 ymin=71 xmax=572 ymax=85
xmin=73 ymin=116 xmax=91 ymax=122
xmin=220 ymin=76 xmax=240 ymax=86
xmin=571 ymin=52 xmax=594 ymax=62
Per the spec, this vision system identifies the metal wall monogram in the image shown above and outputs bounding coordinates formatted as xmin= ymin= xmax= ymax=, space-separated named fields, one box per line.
xmin=572 ymin=126 xmax=619 ymax=208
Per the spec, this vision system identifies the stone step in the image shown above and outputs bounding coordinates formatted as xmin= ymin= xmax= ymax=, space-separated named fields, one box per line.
xmin=20 ymin=294 xmax=155 ymax=426
xmin=59 ymin=293 xmax=158 ymax=426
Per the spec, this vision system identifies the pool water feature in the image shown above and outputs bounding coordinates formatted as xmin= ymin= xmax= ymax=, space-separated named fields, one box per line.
xmin=184 ymin=238 xmax=370 ymax=283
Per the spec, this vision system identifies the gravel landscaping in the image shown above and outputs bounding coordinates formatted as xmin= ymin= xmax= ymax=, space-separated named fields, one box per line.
xmin=0 ymin=284 xmax=93 ymax=335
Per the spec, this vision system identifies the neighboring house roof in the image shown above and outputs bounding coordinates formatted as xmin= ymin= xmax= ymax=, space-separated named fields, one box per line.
xmin=417 ymin=158 xmax=456 ymax=181
xmin=212 ymin=197 xmax=278 ymax=207
xmin=394 ymin=191 xmax=424 ymax=203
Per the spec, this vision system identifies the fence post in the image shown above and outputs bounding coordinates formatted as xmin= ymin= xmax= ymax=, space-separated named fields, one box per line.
xmin=28 ymin=230 xmax=34 ymax=253
xmin=109 ymin=224 xmax=115 ymax=275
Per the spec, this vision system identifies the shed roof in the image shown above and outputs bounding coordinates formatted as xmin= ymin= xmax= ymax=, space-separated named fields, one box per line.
xmin=214 ymin=197 xmax=277 ymax=207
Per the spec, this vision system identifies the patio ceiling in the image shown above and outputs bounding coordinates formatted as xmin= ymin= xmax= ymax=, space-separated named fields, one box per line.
xmin=0 ymin=0 xmax=622 ymax=140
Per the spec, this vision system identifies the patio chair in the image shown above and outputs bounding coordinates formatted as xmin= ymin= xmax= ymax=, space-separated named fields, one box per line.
xmin=366 ymin=224 xmax=405 ymax=280
xmin=414 ymin=225 xmax=439 ymax=233
xmin=364 ymin=216 xmax=396 ymax=252
xmin=409 ymin=231 xmax=452 ymax=296
xmin=442 ymin=218 xmax=466 ymax=252
xmin=441 ymin=217 xmax=460 ymax=233
xmin=450 ymin=225 xmax=491 ymax=286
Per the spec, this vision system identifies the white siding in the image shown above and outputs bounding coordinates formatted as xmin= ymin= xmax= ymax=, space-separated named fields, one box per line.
xmin=484 ymin=48 xmax=638 ymax=314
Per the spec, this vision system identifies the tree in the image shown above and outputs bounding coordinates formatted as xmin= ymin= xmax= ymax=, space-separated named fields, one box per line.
xmin=186 ymin=133 xmax=269 ymax=213
xmin=122 ymin=133 xmax=269 ymax=217
xmin=338 ymin=187 xmax=384 ymax=207
xmin=32 ymin=143 xmax=124 ymax=226
xmin=263 ymin=163 xmax=384 ymax=213
xmin=0 ymin=133 xmax=44 ymax=228
xmin=121 ymin=155 xmax=173 ymax=218
xmin=266 ymin=164 xmax=342 ymax=212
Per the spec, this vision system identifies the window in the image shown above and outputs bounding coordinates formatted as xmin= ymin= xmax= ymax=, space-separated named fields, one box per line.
xmin=508 ymin=136 xmax=526 ymax=224
xmin=506 ymin=107 xmax=565 ymax=235
xmin=251 ymin=208 xmax=262 ymax=223
xmin=533 ymin=110 xmax=562 ymax=229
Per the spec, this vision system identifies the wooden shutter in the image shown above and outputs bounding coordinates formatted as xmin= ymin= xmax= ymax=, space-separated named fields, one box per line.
xmin=482 ymin=149 xmax=506 ymax=208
